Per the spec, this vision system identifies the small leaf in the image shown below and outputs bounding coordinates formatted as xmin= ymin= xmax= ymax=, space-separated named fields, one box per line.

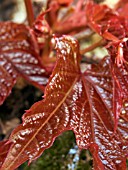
xmin=33 ymin=10 xmax=51 ymax=46
xmin=0 ymin=22 xmax=49 ymax=105
xmin=49 ymin=0 xmax=87 ymax=34
xmin=107 ymin=38 xmax=128 ymax=130
xmin=33 ymin=10 xmax=56 ymax=71
xmin=86 ymin=2 xmax=127 ymax=41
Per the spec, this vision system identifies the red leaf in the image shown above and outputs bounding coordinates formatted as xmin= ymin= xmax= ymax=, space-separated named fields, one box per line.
xmin=0 ymin=54 xmax=18 ymax=105
xmin=1 ymin=36 xmax=127 ymax=170
xmin=0 ymin=22 xmax=49 ymax=105
xmin=117 ymin=3 xmax=128 ymax=20
xmin=0 ymin=140 xmax=12 ymax=168
xmin=33 ymin=10 xmax=51 ymax=47
xmin=46 ymin=0 xmax=60 ymax=27
xmin=118 ymin=106 xmax=128 ymax=143
xmin=82 ymin=57 xmax=127 ymax=169
xmin=86 ymin=1 xmax=128 ymax=130
xmin=49 ymin=0 xmax=87 ymax=34
xmin=107 ymin=38 xmax=128 ymax=130
xmin=57 ymin=0 xmax=73 ymax=5
xmin=116 ymin=0 xmax=128 ymax=19
xmin=86 ymin=2 xmax=128 ymax=41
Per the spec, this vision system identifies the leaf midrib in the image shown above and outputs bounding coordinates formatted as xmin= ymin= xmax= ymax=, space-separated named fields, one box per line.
xmin=4 ymin=76 xmax=79 ymax=170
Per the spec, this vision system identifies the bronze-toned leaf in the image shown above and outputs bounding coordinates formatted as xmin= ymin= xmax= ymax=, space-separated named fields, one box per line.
xmin=1 ymin=36 xmax=127 ymax=170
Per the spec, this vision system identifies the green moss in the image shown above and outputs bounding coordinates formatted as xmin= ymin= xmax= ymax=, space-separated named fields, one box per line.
xmin=76 ymin=150 xmax=92 ymax=170
xmin=22 ymin=131 xmax=75 ymax=170
xmin=20 ymin=131 xmax=93 ymax=170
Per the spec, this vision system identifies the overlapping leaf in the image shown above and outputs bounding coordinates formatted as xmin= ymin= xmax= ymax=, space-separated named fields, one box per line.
xmin=107 ymin=39 xmax=128 ymax=129
xmin=0 ymin=35 xmax=81 ymax=169
xmin=33 ymin=10 xmax=51 ymax=47
xmin=48 ymin=0 xmax=87 ymax=34
xmin=0 ymin=140 xmax=11 ymax=169
xmin=76 ymin=56 xmax=127 ymax=169
xmin=0 ymin=22 xmax=49 ymax=105
xmin=1 ymin=36 xmax=127 ymax=170
xmin=86 ymin=2 xmax=128 ymax=41
xmin=86 ymin=1 xmax=128 ymax=129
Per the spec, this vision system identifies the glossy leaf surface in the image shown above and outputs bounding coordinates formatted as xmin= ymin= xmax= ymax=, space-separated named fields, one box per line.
xmin=33 ymin=10 xmax=51 ymax=46
xmin=0 ymin=140 xmax=11 ymax=168
xmin=0 ymin=22 xmax=49 ymax=105
xmin=86 ymin=1 xmax=128 ymax=129
xmin=82 ymin=57 xmax=127 ymax=170
xmin=107 ymin=39 xmax=128 ymax=129
xmin=1 ymin=36 xmax=127 ymax=170
xmin=86 ymin=2 xmax=128 ymax=41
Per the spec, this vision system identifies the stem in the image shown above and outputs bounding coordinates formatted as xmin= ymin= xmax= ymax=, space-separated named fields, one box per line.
xmin=74 ymin=29 xmax=94 ymax=41
xmin=24 ymin=0 xmax=35 ymax=27
xmin=80 ymin=39 xmax=105 ymax=55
